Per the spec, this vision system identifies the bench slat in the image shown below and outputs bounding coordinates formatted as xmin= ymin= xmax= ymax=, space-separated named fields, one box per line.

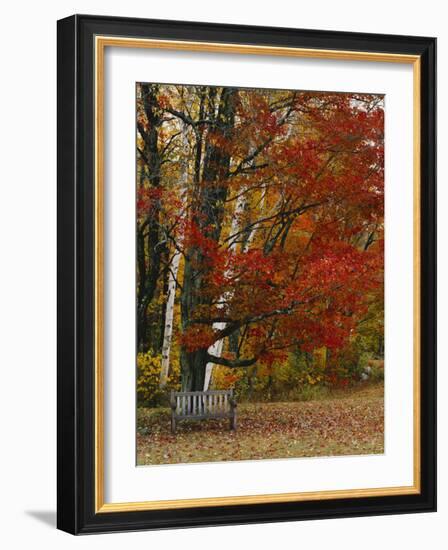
xmin=172 ymin=390 xmax=232 ymax=396
xmin=170 ymin=389 xmax=236 ymax=432
xmin=175 ymin=392 xmax=235 ymax=416
xmin=173 ymin=413 xmax=232 ymax=420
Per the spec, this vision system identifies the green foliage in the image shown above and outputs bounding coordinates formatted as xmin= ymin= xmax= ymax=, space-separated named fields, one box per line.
xmin=368 ymin=362 xmax=385 ymax=383
xmin=326 ymin=346 xmax=363 ymax=387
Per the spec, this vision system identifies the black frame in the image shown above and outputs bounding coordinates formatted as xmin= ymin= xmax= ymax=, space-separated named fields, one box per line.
xmin=57 ymin=14 xmax=436 ymax=534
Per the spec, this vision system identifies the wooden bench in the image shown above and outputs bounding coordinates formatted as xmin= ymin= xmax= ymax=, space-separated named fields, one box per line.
xmin=170 ymin=390 xmax=237 ymax=433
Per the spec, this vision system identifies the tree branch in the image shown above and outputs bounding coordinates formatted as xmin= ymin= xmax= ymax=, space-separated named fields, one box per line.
xmin=206 ymin=353 xmax=258 ymax=369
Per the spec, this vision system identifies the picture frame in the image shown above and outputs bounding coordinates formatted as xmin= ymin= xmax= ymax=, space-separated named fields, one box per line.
xmin=57 ymin=14 xmax=436 ymax=534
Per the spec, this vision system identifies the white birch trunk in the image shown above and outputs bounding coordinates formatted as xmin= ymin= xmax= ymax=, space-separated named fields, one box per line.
xmin=203 ymin=195 xmax=246 ymax=390
xmin=203 ymin=144 xmax=261 ymax=390
xmin=159 ymin=124 xmax=189 ymax=387
xmin=159 ymin=251 xmax=181 ymax=387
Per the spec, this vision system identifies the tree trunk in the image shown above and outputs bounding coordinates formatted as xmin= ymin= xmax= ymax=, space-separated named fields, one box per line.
xmin=136 ymin=83 xmax=165 ymax=353
xmin=180 ymin=87 xmax=236 ymax=391
xmin=203 ymin=192 xmax=246 ymax=390
xmin=159 ymin=250 xmax=181 ymax=387
xmin=159 ymin=124 xmax=190 ymax=387
xmin=203 ymin=149 xmax=258 ymax=390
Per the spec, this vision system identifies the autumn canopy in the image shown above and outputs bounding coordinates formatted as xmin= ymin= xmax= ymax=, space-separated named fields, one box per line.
xmin=136 ymin=83 xmax=384 ymax=394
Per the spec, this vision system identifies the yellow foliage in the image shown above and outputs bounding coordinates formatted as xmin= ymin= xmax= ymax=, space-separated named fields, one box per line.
xmin=211 ymin=365 xmax=243 ymax=390
xmin=137 ymin=350 xmax=180 ymax=405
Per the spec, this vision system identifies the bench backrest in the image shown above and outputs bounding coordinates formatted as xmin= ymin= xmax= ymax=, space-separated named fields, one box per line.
xmin=171 ymin=390 xmax=233 ymax=417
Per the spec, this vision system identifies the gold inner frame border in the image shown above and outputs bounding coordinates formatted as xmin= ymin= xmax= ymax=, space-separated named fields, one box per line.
xmin=94 ymin=35 xmax=421 ymax=513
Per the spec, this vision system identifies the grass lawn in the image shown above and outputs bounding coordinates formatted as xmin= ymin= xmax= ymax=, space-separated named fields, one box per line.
xmin=136 ymin=383 xmax=384 ymax=465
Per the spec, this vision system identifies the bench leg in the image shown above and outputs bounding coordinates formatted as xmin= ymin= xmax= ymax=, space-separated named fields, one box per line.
xmin=230 ymin=410 xmax=237 ymax=430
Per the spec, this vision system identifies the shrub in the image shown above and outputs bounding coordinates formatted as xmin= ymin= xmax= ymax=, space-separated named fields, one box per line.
xmin=211 ymin=365 xmax=244 ymax=390
xmin=369 ymin=363 xmax=385 ymax=382
xmin=211 ymin=351 xmax=327 ymax=402
xmin=325 ymin=346 xmax=364 ymax=387
xmin=137 ymin=350 xmax=180 ymax=406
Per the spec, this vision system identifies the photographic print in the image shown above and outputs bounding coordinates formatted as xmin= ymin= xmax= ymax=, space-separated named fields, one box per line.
xmin=58 ymin=16 xmax=436 ymax=533
xmin=136 ymin=82 xmax=385 ymax=466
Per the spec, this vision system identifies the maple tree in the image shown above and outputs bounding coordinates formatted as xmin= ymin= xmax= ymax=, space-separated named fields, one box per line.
xmin=136 ymin=83 xmax=384 ymax=392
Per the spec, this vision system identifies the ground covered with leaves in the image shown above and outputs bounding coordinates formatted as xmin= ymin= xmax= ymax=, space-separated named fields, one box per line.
xmin=136 ymin=384 xmax=384 ymax=465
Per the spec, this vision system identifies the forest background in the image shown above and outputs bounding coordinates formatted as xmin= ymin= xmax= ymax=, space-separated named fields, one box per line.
xmin=136 ymin=83 xmax=384 ymax=409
